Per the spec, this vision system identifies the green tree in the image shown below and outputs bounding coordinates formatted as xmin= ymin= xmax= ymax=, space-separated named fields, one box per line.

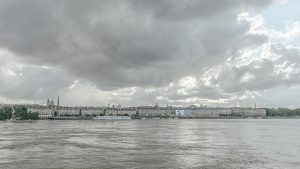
xmin=0 ymin=109 xmax=5 ymax=120
xmin=266 ymin=108 xmax=300 ymax=117
xmin=13 ymin=105 xmax=39 ymax=120
xmin=0 ymin=106 xmax=13 ymax=120
xmin=28 ymin=112 xmax=39 ymax=120
xmin=13 ymin=105 xmax=28 ymax=120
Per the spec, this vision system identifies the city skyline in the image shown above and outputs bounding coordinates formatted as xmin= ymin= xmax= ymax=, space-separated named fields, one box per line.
xmin=1 ymin=0 xmax=300 ymax=108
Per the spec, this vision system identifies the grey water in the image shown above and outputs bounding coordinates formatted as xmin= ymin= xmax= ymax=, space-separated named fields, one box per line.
xmin=0 ymin=119 xmax=300 ymax=169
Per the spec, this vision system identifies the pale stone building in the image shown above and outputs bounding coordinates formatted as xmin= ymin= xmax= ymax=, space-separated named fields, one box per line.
xmin=174 ymin=107 xmax=266 ymax=118
xmin=105 ymin=108 xmax=137 ymax=116
xmin=137 ymin=106 xmax=172 ymax=117
xmin=27 ymin=105 xmax=53 ymax=118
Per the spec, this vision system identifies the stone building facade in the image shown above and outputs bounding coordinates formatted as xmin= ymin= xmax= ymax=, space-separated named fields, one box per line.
xmin=137 ymin=106 xmax=173 ymax=117
xmin=105 ymin=108 xmax=137 ymax=116
xmin=175 ymin=107 xmax=266 ymax=118
xmin=27 ymin=105 xmax=53 ymax=118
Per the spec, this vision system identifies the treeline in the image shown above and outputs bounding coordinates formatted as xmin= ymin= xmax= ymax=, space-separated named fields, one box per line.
xmin=266 ymin=108 xmax=300 ymax=116
xmin=0 ymin=106 xmax=12 ymax=120
xmin=0 ymin=105 xmax=39 ymax=120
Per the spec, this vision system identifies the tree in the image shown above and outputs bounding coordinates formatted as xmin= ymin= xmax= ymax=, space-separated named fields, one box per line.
xmin=0 ymin=106 xmax=13 ymax=120
xmin=28 ymin=112 xmax=39 ymax=120
xmin=266 ymin=108 xmax=300 ymax=117
xmin=13 ymin=105 xmax=39 ymax=120
xmin=13 ymin=105 xmax=28 ymax=120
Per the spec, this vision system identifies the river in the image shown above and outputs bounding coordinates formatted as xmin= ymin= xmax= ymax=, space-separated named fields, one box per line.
xmin=0 ymin=119 xmax=300 ymax=169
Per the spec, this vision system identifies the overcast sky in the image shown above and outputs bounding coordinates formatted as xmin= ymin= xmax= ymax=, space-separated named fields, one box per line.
xmin=0 ymin=0 xmax=300 ymax=108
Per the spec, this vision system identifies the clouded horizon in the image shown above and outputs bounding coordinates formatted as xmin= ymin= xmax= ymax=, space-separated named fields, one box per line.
xmin=0 ymin=0 xmax=300 ymax=108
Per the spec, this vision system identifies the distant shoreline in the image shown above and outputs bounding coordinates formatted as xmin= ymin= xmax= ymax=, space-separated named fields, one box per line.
xmin=24 ymin=116 xmax=300 ymax=120
xmin=2 ymin=117 xmax=300 ymax=122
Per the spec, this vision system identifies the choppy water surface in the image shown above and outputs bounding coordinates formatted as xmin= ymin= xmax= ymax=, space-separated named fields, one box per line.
xmin=0 ymin=119 xmax=300 ymax=169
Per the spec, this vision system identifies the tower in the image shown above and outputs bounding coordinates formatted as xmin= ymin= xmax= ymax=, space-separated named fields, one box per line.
xmin=57 ymin=96 xmax=60 ymax=107
xmin=47 ymin=99 xmax=50 ymax=107
xmin=50 ymin=100 xmax=54 ymax=107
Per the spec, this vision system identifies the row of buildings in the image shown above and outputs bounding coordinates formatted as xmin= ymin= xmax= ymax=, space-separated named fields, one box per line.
xmin=1 ymin=98 xmax=267 ymax=119
xmin=21 ymin=98 xmax=266 ymax=118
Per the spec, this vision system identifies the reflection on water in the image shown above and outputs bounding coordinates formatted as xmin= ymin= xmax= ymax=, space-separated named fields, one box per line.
xmin=0 ymin=119 xmax=300 ymax=169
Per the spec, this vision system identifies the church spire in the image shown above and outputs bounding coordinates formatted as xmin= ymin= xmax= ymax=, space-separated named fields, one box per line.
xmin=47 ymin=99 xmax=50 ymax=107
xmin=57 ymin=96 xmax=60 ymax=107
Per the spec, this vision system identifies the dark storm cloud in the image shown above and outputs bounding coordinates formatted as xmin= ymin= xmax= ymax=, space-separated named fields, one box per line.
xmin=214 ymin=55 xmax=300 ymax=93
xmin=0 ymin=0 xmax=272 ymax=92
xmin=127 ymin=0 xmax=271 ymax=21
xmin=0 ymin=65 xmax=71 ymax=100
xmin=215 ymin=59 xmax=281 ymax=92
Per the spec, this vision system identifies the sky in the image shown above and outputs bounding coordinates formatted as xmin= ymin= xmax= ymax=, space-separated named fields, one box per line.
xmin=0 ymin=0 xmax=300 ymax=108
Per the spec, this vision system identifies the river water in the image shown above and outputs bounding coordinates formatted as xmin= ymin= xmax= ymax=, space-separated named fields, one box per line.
xmin=0 ymin=119 xmax=300 ymax=169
